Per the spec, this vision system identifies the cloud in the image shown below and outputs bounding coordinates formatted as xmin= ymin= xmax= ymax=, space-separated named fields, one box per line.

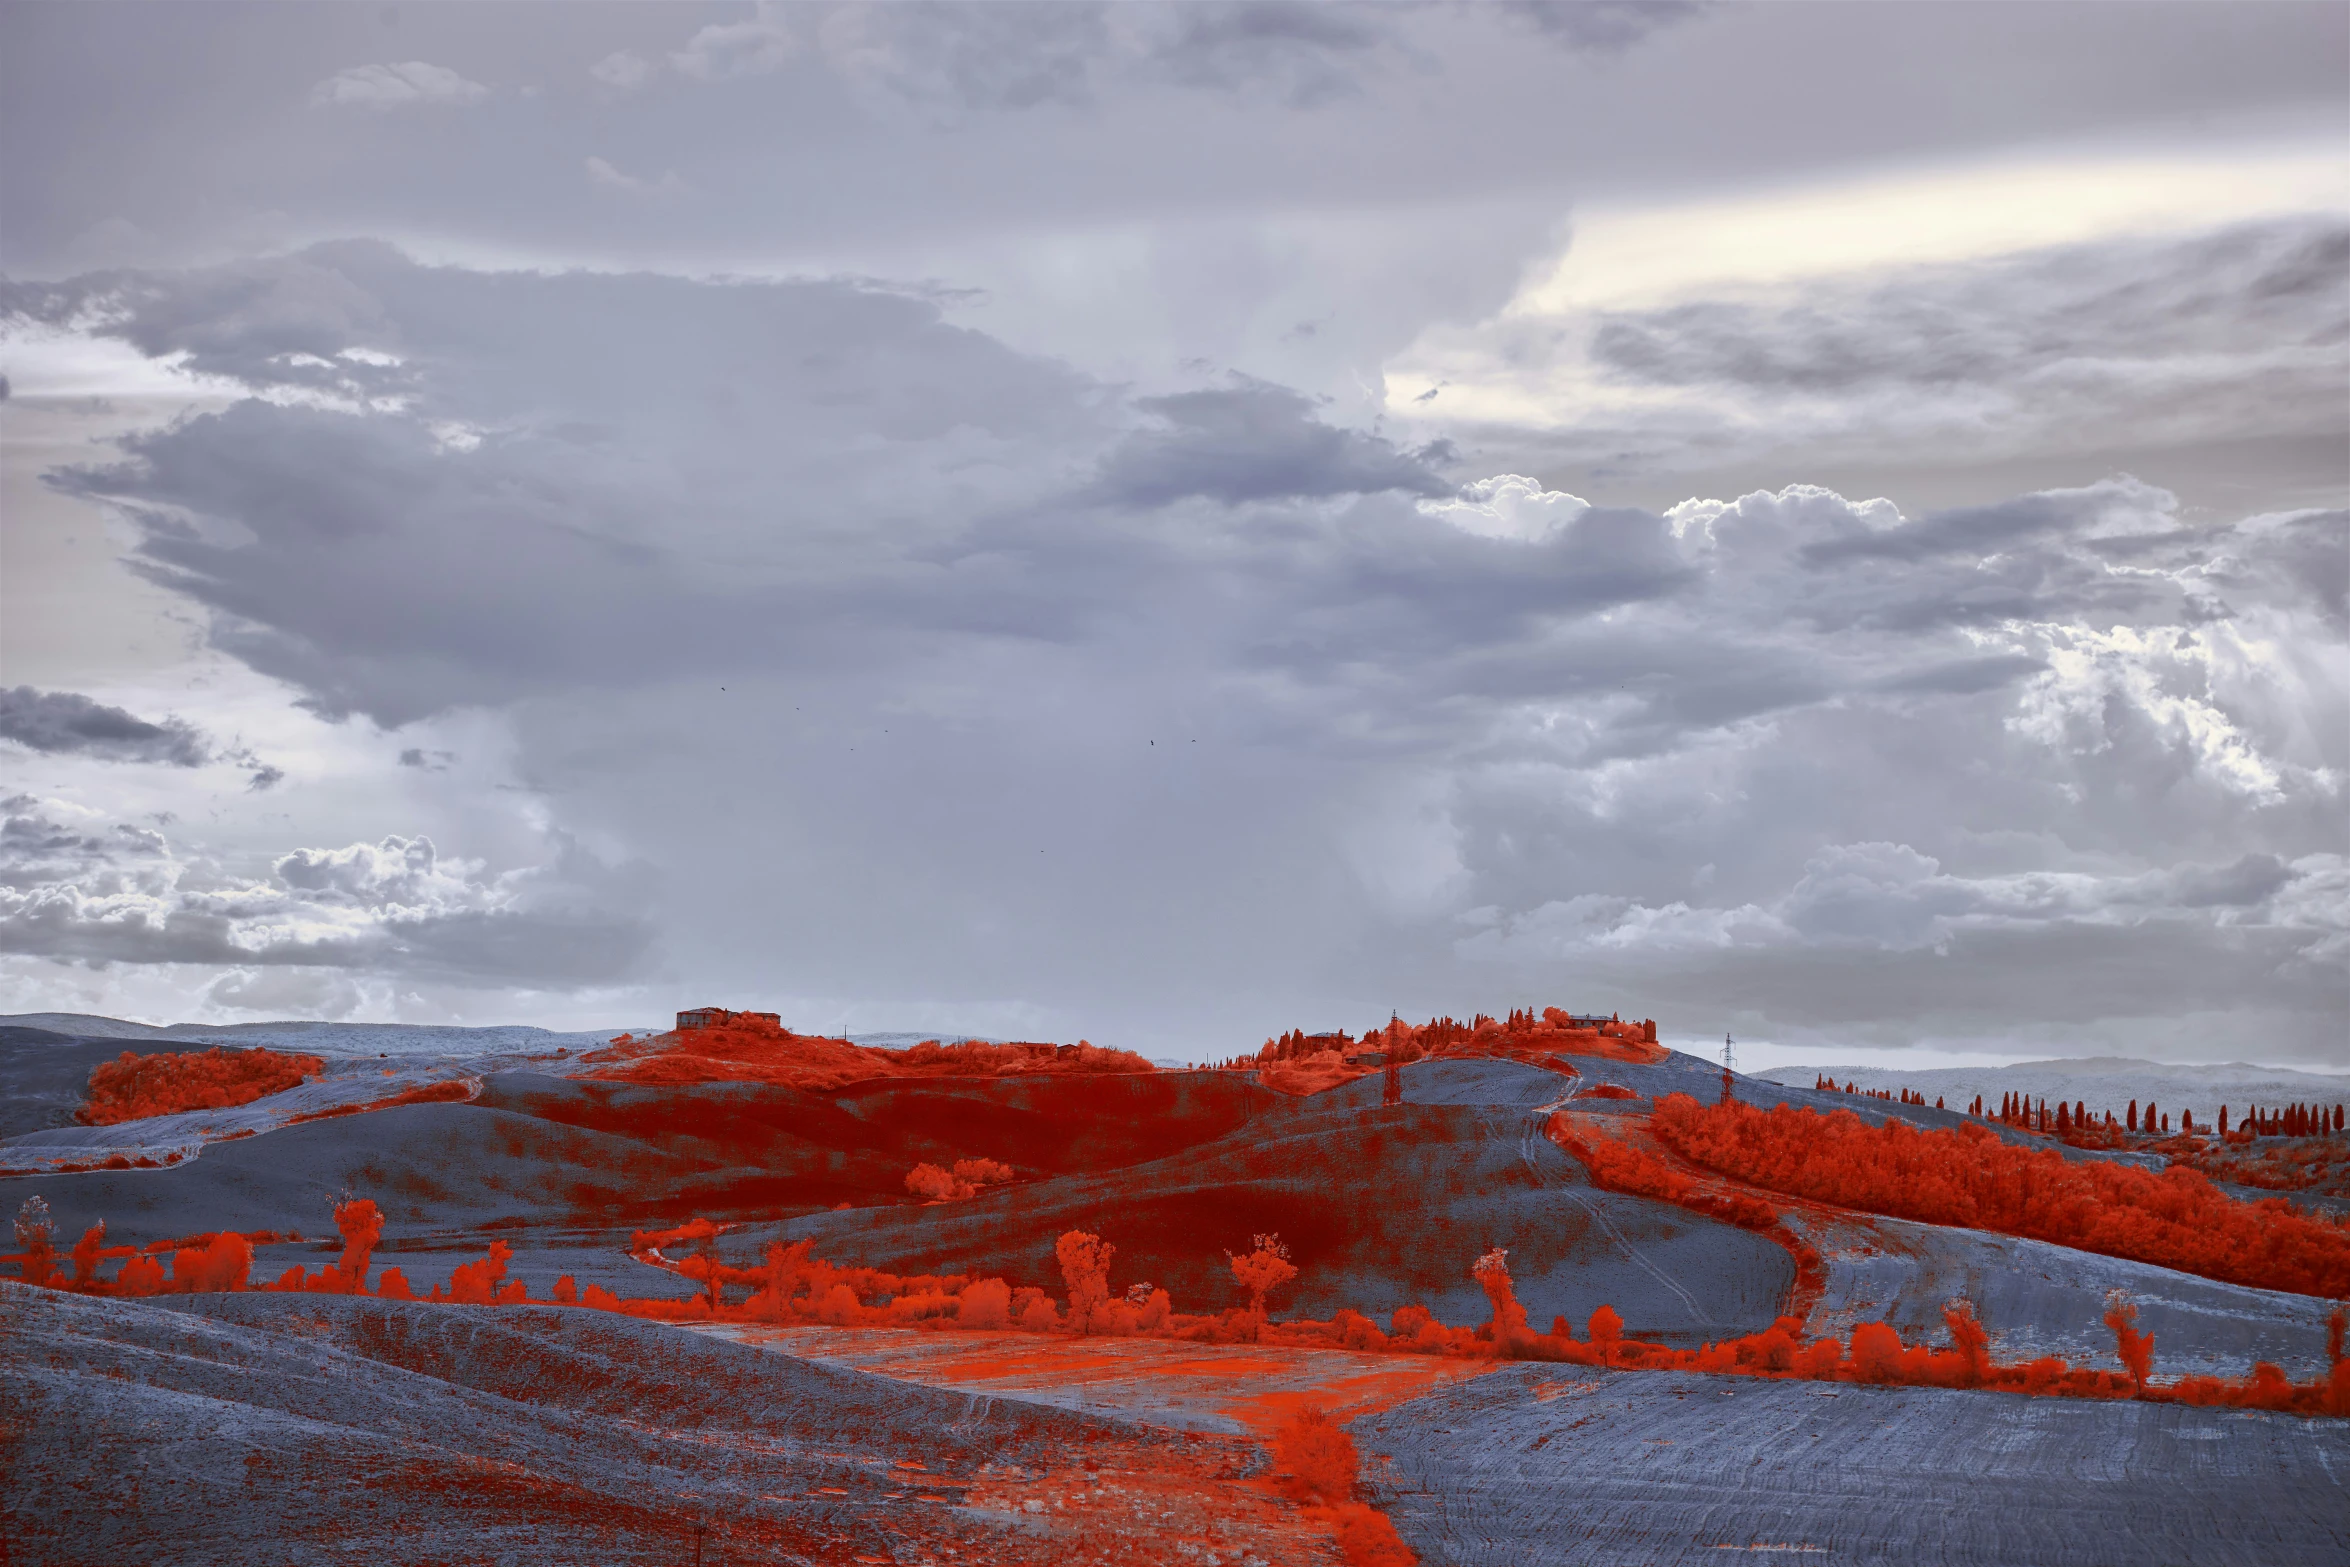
xmin=1391 ymin=197 xmax=2350 ymax=485
xmin=671 ymin=2 xmax=795 ymax=81
xmin=589 ymin=50 xmax=655 ymax=92
xmin=1497 ymin=1 xmax=1711 ymax=55
xmin=816 ymin=0 xmax=1421 ymax=114
xmin=1421 ymin=473 xmax=1591 ymax=543
xmin=1090 ymin=378 xmax=1451 ymax=508
xmin=1131 ymin=1 xmax=1397 ymax=107
xmin=308 ymin=61 xmax=490 ymax=111
xmin=0 ymin=687 xmax=209 ymax=767
xmin=584 ymin=156 xmax=687 ymax=195
xmin=0 ymin=795 xmax=651 ymax=985
xmin=1460 ymin=842 xmax=2350 ymax=965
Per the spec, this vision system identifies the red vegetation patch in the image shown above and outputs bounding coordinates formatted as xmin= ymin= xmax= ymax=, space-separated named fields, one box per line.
xmin=1648 ymin=1092 xmax=2350 ymax=1299
xmin=1233 ymin=1006 xmax=1665 ymax=1096
xmin=905 ymin=1156 xmax=1016 ymax=1202
xmin=78 ymin=1045 xmax=324 ymax=1125
xmin=283 ymin=1079 xmax=474 ymax=1125
xmin=1548 ymin=1117 xmax=1781 ymax=1231
xmin=2165 ymin=1134 xmax=2350 ymax=1201
xmin=578 ymin=1021 xmax=1155 ymax=1090
xmin=1573 ymin=1083 xmax=1640 ymax=1101
xmin=17 ymin=1191 xmax=2347 ymax=1418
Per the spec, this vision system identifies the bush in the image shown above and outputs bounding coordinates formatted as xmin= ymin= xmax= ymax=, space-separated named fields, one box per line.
xmin=1274 ymin=1406 xmax=1357 ymax=1504
xmin=80 ymin=1047 xmax=323 ymax=1125
xmin=958 ymin=1277 xmax=1011 ymax=1329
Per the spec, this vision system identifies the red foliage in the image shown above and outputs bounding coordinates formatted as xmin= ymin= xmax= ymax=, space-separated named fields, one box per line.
xmin=1324 ymin=1502 xmax=1418 ymax=1567
xmin=579 ymin=1017 xmax=1154 ymax=1091
xmin=79 ymin=1046 xmax=324 ymax=1125
xmin=1574 ymin=1083 xmax=1640 ymax=1101
xmin=333 ymin=1199 xmax=383 ymax=1290
xmin=1244 ymin=1006 xmax=1664 ymax=1096
xmin=1943 ymin=1299 xmax=1991 ymax=1387
xmin=12 ymin=1198 xmax=58 ymax=1288
xmin=1471 ymin=1246 xmax=1530 ymax=1349
xmin=2104 ymin=1291 xmax=2155 ymax=1394
xmin=1272 ymin=1405 xmax=1357 ymax=1504
xmin=1056 ymin=1230 xmax=1118 ymax=1335
xmin=1548 ymin=1118 xmax=1779 ymax=1230
xmin=905 ymin=1156 xmax=1016 ymax=1202
xmin=68 ymin=1222 xmax=133 ymax=1286
xmin=1649 ymin=1093 xmax=2350 ymax=1298
xmin=446 ymin=1240 xmax=515 ymax=1304
xmin=1228 ymin=1233 xmax=1298 ymax=1331
xmin=171 ymin=1231 xmax=252 ymax=1293
xmin=1586 ymin=1304 xmax=1623 ymax=1365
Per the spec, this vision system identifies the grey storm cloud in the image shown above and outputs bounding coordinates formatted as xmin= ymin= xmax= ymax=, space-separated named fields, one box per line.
xmin=1090 ymin=379 xmax=1453 ymax=509
xmin=810 ymin=0 xmax=1697 ymax=116
xmin=0 ymin=687 xmax=210 ymax=767
xmin=1532 ymin=215 xmax=2350 ymax=484
xmin=1498 ymin=1 xmax=1711 ymax=54
xmin=5 ymin=238 xmax=2344 ymax=1058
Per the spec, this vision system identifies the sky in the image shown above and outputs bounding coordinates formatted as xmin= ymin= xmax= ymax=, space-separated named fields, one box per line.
xmin=1 ymin=1 xmax=2344 ymax=1072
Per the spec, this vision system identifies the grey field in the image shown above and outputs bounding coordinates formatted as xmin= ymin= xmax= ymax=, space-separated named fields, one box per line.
xmin=1353 ymin=1363 xmax=2350 ymax=1567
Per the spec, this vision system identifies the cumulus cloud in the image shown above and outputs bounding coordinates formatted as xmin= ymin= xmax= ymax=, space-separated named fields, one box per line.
xmin=0 ymin=795 xmax=650 ymax=984
xmin=1422 ymin=474 xmax=1591 ymax=542
xmin=308 ymin=61 xmax=490 ymax=111
xmin=0 ymin=687 xmax=209 ymax=767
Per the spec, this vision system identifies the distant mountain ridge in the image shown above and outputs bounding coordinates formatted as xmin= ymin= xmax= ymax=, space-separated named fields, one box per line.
xmin=0 ymin=1014 xmax=1009 ymax=1060
xmin=0 ymin=1013 xmax=655 ymax=1059
xmin=1760 ymin=1056 xmax=2350 ymax=1125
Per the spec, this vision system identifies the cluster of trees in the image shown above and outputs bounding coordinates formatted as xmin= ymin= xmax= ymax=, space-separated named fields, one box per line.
xmin=7 ymin=1196 xmax=392 ymax=1298
xmin=2230 ymin=1103 xmax=2345 ymax=1139
xmin=1646 ymin=1093 xmax=2350 ymax=1298
xmin=1224 ymin=1006 xmax=1663 ymax=1078
xmin=1966 ymin=1094 xmax=2345 ymax=1147
xmin=903 ymin=1156 xmax=1017 ymax=1202
xmin=78 ymin=1046 xmax=324 ymax=1125
xmin=1814 ymin=1078 xmax=1940 ymax=1108
xmin=882 ymin=1038 xmax=1155 ymax=1076
xmin=13 ymin=1194 xmax=2344 ymax=1417
xmin=583 ymin=1026 xmax=1156 ymax=1091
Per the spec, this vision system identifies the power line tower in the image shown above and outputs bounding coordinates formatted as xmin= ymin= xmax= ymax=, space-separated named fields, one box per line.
xmin=1720 ymin=1032 xmax=1736 ymax=1107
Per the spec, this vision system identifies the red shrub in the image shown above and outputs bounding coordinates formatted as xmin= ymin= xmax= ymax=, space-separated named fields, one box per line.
xmin=1273 ymin=1406 xmax=1357 ymax=1504
xmin=904 ymin=1156 xmax=1015 ymax=1201
xmin=79 ymin=1046 xmax=323 ymax=1125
